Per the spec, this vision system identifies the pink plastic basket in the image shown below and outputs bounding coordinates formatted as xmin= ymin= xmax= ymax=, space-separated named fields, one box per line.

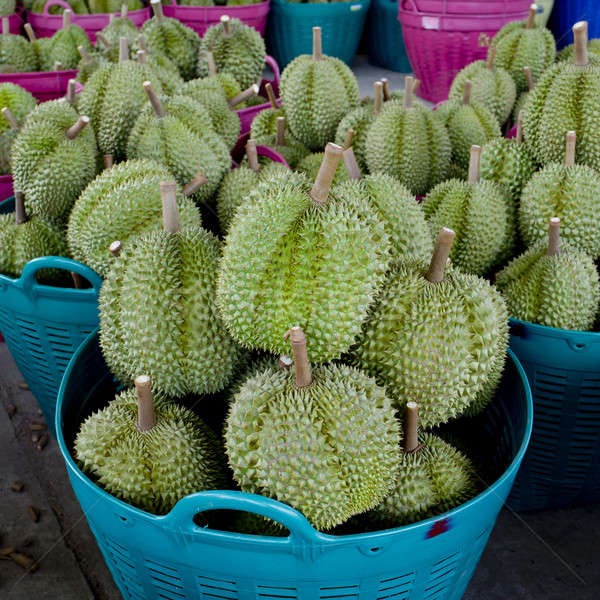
xmin=0 ymin=175 xmax=13 ymax=202
xmin=398 ymin=0 xmax=532 ymax=102
xmin=0 ymin=70 xmax=78 ymax=101
xmin=163 ymin=0 xmax=270 ymax=36
xmin=26 ymin=0 xmax=151 ymax=42
xmin=5 ymin=11 xmax=22 ymax=34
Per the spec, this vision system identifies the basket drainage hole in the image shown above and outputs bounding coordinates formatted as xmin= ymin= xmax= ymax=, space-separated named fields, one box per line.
xmin=575 ymin=344 xmax=585 ymax=349
xmin=369 ymin=547 xmax=382 ymax=553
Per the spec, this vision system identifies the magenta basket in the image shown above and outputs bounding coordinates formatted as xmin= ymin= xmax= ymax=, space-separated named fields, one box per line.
xmin=0 ymin=175 xmax=13 ymax=202
xmin=26 ymin=0 xmax=151 ymax=42
xmin=5 ymin=11 xmax=22 ymax=34
xmin=398 ymin=0 xmax=532 ymax=103
xmin=163 ymin=0 xmax=270 ymax=36
xmin=0 ymin=69 xmax=78 ymax=102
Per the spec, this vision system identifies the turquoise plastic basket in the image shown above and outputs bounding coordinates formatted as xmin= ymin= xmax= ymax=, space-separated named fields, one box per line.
xmin=56 ymin=330 xmax=532 ymax=600
xmin=266 ymin=0 xmax=371 ymax=68
xmin=367 ymin=0 xmax=411 ymax=72
xmin=0 ymin=198 xmax=102 ymax=435
xmin=507 ymin=318 xmax=600 ymax=511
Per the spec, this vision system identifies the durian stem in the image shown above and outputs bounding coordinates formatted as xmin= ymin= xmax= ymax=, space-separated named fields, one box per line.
xmin=143 ymin=81 xmax=166 ymax=118
xmin=413 ymin=79 xmax=421 ymax=97
xmin=573 ymin=22 xmax=589 ymax=66
xmin=109 ymin=13 xmax=115 ymax=24
xmin=342 ymin=128 xmax=354 ymax=151
xmin=265 ymin=83 xmax=278 ymax=109
xmin=284 ymin=326 xmax=312 ymax=388
xmin=135 ymin=375 xmax=157 ymax=432
xmin=160 ymin=181 xmax=180 ymax=233
xmin=526 ymin=4 xmax=537 ymax=29
xmin=426 ymin=227 xmax=456 ymax=283
xmin=229 ymin=84 xmax=259 ymax=109
xmin=221 ymin=14 xmax=231 ymax=35
xmin=343 ymin=147 xmax=362 ymax=181
xmin=54 ymin=61 xmax=63 ymax=71
xmin=309 ymin=142 xmax=343 ymax=205
xmin=467 ymin=145 xmax=481 ymax=184
xmin=78 ymin=45 xmax=90 ymax=64
xmin=404 ymin=402 xmax=420 ymax=453
xmin=62 ymin=9 xmax=71 ymax=29
xmin=14 ymin=191 xmax=27 ymax=225
xmin=516 ymin=110 xmax=524 ymax=143
xmin=121 ymin=3 xmax=128 ymax=18
xmin=486 ymin=46 xmax=497 ymax=70
xmin=137 ymin=50 xmax=147 ymax=65
xmin=137 ymin=34 xmax=149 ymax=53
xmin=24 ymin=24 xmax=37 ymax=43
xmin=206 ymin=51 xmax=216 ymax=76
xmin=524 ymin=65 xmax=534 ymax=91
xmin=66 ymin=79 xmax=76 ymax=106
xmin=1 ymin=17 xmax=8 ymax=36
xmin=103 ymin=154 xmax=114 ymax=169
xmin=246 ymin=139 xmax=260 ymax=172
xmin=182 ymin=172 xmax=207 ymax=197
xmin=150 ymin=0 xmax=163 ymax=21
xmin=109 ymin=240 xmax=122 ymax=257
xmin=381 ymin=78 xmax=391 ymax=101
xmin=119 ymin=37 xmax=129 ymax=62
xmin=2 ymin=107 xmax=19 ymax=130
xmin=373 ymin=81 xmax=384 ymax=115
xmin=312 ymin=27 xmax=322 ymax=61
xmin=403 ymin=76 xmax=414 ymax=109
xmin=71 ymin=272 xmax=86 ymax=289
xmin=547 ymin=217 xmax=561 ymax=256
xmin=275 ymin=116 xmax=286 ymax=146
xmin=96 ymin=33 xmax=111 ymax=49
xmin=565 ymin=131 xmax=576 ymax=166
xmin=461 ymin=80 xmax=472 ymax=106
xmin=65 ymin=116 xmax=90 ymax=140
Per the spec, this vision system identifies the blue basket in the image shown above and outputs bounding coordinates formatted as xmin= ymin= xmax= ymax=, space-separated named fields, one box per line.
xmin=507 ymin=318 xmax=600 ymax=511
xmin=367 ymin=0 xmax=411 ymax=72
xmin=266 ymin=0 xmax=371 ymax=68
xmin=549 ymin=0 xmax=600 ymax=50
xmin=56 ymin=329 xmax=532 ymax=600
xmin=0 ymin=197 xmax=102 ymax=436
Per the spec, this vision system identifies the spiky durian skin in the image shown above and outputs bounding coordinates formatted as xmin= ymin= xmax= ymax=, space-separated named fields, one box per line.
xmin=522 ymin=62 xmax=600 ymax=170
xmin=76 ymin=49 xmax=108 ymax=84
xmin=30 ymin=0 xmax=88 ymax=13
xmin=126 ymin=95 xmax=230 ymax=203
xmin=294 ymin=151 xmax=350 ymax=185
xmin=0 ymin=129 xmax=16 ymax=174
xmin=365 ymin=101 xmax=451 ymax=196
xmin=556 ymin=39 xmax=600 ymax=63
xmin=480 ymin=137 xmax=538 ymax=201
xmin=0 ymin=33 xmax=38 ymax=73
xmin=68 ymin=160 xmax=201 ymax=278
xmin=225 ymin=363 xmax=401 ymax=531
xmin=100 ymin=226 xmax=242 ymax=395
xmin=88 ymin=0 xmax=142 ymax=11
xmin=496 ymin=239 xmax=600 ymax=331
xmin=435 ymin=99 xmax=501 ymax=171
xmin=97 ymin=16 xmax=139 ymax=48
xmin=0 ymin=83 xmax=36 ymax=136
xmin=351 ymin=258 xmax=509 ymax=428
xmin=197 ymin=18 xmax=265 ymax=89
xmin=253 ymin=133 xmax=310 ymax=169
xmin=250 ymin=107 xmax=285 ymax=139
xmin=0 ymin=0 xmax=16 ymax=16
xmin=217 ymin=172 xmax=390 ymax=364
xmin=74 ymin=388 xmax=226 ymax=514
xmin=140 ymin=15 xmax=199 ymax=81
xmin=11 ymin=101 xmax=99 ymax=224
xmin=41 ymin=24 xmax=93 ymax=71
xmin=448 ymin=60 xmax=517 ymax=125
xmin=280 ymin=54 xmax=360 ymax=151
xmin=372 ymin=433 xmax=476 ymax=526
xmin=512 ymin=90 xmax=530 ymax=122
xmin=334 ymin=106 xmax=375 ymax=172
xmin=518 ymin=163 xmax=600 ymax=257
xmin=334 ymin=174 xmax=433 ymax=261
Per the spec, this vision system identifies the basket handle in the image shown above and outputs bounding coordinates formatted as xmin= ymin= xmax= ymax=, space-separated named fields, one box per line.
xmin=43 ymin=0 xmax=73 ymax=16
xmin=256 ymin=145 xmax=290 ymax=169
xmin=20 ymin=257 xmax=103 ymax=294
xmin=264 ymin=55 xmax=281 ymax=89
xmin=167 ymin=490 xmax=324 ymax=544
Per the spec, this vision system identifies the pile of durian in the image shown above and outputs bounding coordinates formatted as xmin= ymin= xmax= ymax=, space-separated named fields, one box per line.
xmin=24 ymin=0 xmax=262 ymax=13
xmin=3 ymin=5 xmax=600 ymax=534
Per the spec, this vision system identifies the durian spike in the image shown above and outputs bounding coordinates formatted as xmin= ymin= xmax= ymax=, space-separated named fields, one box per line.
xmin=109 ymin=240 xmax=122 ymax=257
xmin=150 ymin=0 xmax=164 ymax=21
xmin=121 ymin=3 xmax=128 ymax=18
xmin=310 ymin=142 xmax=343 ymax=205
xmin=2 ymin=107 xmax=19 ymax=130
xmin=342 ymin=128 xmax=354 ymax=151
xmin=343 ymin=147 xmax=362 ymax=181
xmin=265 ymin=82 xmax=278 ymax=109
xmin=14 ymin=191 xmax=27 ymax=225
xmin=526 ymin=4 xmax=537 ymax=29
xmin=54 ymin=61 xmax=63 ymax=71
xmin=547 ymin=217 xmax=561 ymax=256
xmin=412 ymin=79 xmax=421 ymax=97
xmin=462 ymin=80 xmax=472 ymax=106
xmin=1 ymin=17 xmax=8 ymax=36
xmin=229 ymin=84 xmax=259 ymax=109
xmin=182 ymin=172 xmax=207 ymax=197
xmin=221 ymin=14 xmax=231 ymax=35
xmin=426 ymin=227 xmax=456 ymax=283
xmin=312 ymin=27 xmax=322 ymax=61
xmin=78 ymin=45 xmax=91 ymax=64
xmin=381 ymin=77 xmax=391 ymax=101
xmin=137 ymin=34 xmax=149 ymax=53
xmin=467 ymin=145 xmax=481 ymax=184
xmin=206 ymin=51 xmax=217 ymax=76
xmin=283 ymin=326 xmax=312 ymax=388
xmin=524 ymin=65 xmax=534 ymax=91
xmin=373 ymin=81 xmax=384 ymax=115
xmin=119 ymin=37 xmax=129 ymax=62
xmin=403 ymin=76 xmax=414 ymax=109
xmin=96 ymin=33 xmax=111 ymax=49
xmin=573 ymin=22 xmax=589 ymax=66
xmin=516 ymin=110 xmax=525 ymax=143
xmin=143 ymin=81 xmax=166 ymax=118
xmin=66 ymin=79 xmax=77 ymax=106
xmin=278 ymin=355 xmax=293 ymax=371
xmin=486 ymin=45 xmax=497 ymax=70
xmin=65 ymin=115 xmax=90 ymax=140
xmin=62 ymin=9 xmax=71 ymax=29
xmin=246 ymin=139 xmax=260 ymax=172
xmin=103 ymin=154 xmax=114 ymax=170
xmin=404 ymin=402 xmax=420 ymax=453
xmin=24 ymin=24 xmax=37 ymax=43
xmin=160 ymin=181 xmax=180 ymax=233
xmin=135 ymin=375 xmax=157 ymax=432
xmin=565 ymin=131 xmax=576 ymax=166
xmin=275 ymin=116 xmax=286 ymax=146
xmin=71 ymin=272 xmax=86 ymax=288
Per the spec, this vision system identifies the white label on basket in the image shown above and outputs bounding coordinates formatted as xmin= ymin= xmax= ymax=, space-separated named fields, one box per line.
xmin=350 ymin=4 xmax=362 ymax=10
xmin=422 ymin=16 xmax=440 ymax=30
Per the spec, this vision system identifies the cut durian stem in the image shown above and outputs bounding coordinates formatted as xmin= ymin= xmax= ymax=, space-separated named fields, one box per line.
xmin=71 ymin=272 xmax=86 ymax=289
xmin=565 ymin=130 xmax=576 ymax=166
xmin=404 ymin=402 xmax=420 ymax=453
xmin=426 ymin=227 xmax=456 ymax=283
xmin=137 ymin=50 xmax=147 ymax=65
xmin=486 ymin=46 xmax=497 ymax=70
xmin=524 ymin=66 xmax=534 ymax=91
xmin=151 ymin=0 xmax=164 ymax=22
xmin=109 ymin=240 xmax=122 ymax=257
xmin=62 ymin=9 xmax=71 ymax=30
xmin=121 ymin=3 xmax=128 ymax=18
xmin=461 ymin=80 xmax=472 ymax=106
xmin=342 ymin=128 xmax=354 ymax=151
xmin=246 ymin=139 xmax=260 ymax=172
xmin=78 ymin=45 xmax=91 ymax=64
xmin=343 ymin=147 xmax=362 ymax=181
xmin=516 ymin=110 xmax=524 ymax=143
xmin=103 ymin=154 xmax=114 ymax=170
xmin=143 ymin=81 xmax=166 ymax=118
xmin=66 ymin=79 xmax=77 ymax=107
xmin=381 ymin=78 xmax=392 ymax=101
xmin=24 ymin=24 xmax=37 ymax=43
xmin=14 ymin=191 xmax=27 ymax=225
xmin=573 ymin=22 xmax=589 ymax=67
xmin=526 ymin=4 xmax=537 ymax=29
xmin=119 ymin=37 xmax=129 ymax=62
xmin=275 ymin=116 xmax=286 ymax=146
xmin=312 ymin=27 xmax=322 ymax=61
xmin=96 ymin=33 xmax=110 ymax=49
xmin=2 ymin=107 xmax=19 ymax=130
xmin=65 ymin=116 xmax=90 ymax=140
xmin=1 ymin=18 xmax=8 ymax=36
xmin=310 ymin=142 xmax=343 ymax=205
xmin=54 ymin=61 xmax=63 ymax=71
xmin=403 ymin=76 xmax=414 ymax=109
xmin=284 ymin=326 xmax=312 ymax=388
xmin=137 ymin=34 xmax=149 ymax=53
xmin=135 ymin=375 xmax=157 ymax=432
xmin=206 ymin=51 xmax=217 ymax=76
xmin=373 ymin=81 xmax=384 ymax=115
xmin=265 ymin=83 xmax=278 ymax=109
xmin=547 ymin=217 xmax=561 ymax=256
xmin=413 ymin=79 xmax=421 ymax=97
xmin=467 ymin=145 xmax=481 ymax=184
xmin=160 ymin=181 xmax=180 ymax=233
xmin=221 ymin=15 xmax=231 ymax=36
xmin=278 ymin=355 xmax=293 ymax=371
xmin=182 ymin=172 xmax=207 ymax=197
xmin=229 ymin=84 xmax=259 ymax=109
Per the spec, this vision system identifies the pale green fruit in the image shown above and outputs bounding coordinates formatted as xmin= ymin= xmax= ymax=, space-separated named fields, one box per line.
xmin=0 ymin=29 xmax=38 ymax=72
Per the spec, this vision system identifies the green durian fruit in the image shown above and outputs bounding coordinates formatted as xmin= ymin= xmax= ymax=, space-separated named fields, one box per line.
xmin=295 ymin=150 xmax=349 ymax=186
xmin=41 ymin=11 xmax=93 ymax=71
xmin=0 ymin=83 xmax=36 ymax=173
xmin=140 ymin=0 xmax=200 ymax=81
xmin=178 ymin=0 xmax=214 ymax=5
xmin=23 ymin=23 xmax=51 ymax=68
xmin=490 ymin=6 xmax=555 ymax=94
xmin=198 ymin=15 xmax=265 ymax=90
xmin=74 ymin=376 xmax=226 ymax=514
xmin=253 ymin=116 xmax=310 ymax=169
xmin=87 ymin=0 xmax=142 ymax=14
xmin=519 ymin=131 xmax=600 ymax=257
xmin=97 ymin=12 xmax=140 ymax=49
xmin=372 ymin=403 xmax=476 ymax=526
xmin=68 ymin=159 xmax=201 ymax=277
xmin=511 ymin=65 xmax=536 ymax=122
xmin=445 ymin=161 xmax=468 ymax=181
xmin=522 ymin=22 xmax=600 ymax=171
xmin=76 ymin=45 xmax=108 ymax=84
xmin=249 ymin=82 xmax=283 ymax=139
xmin=422 ymin=145 xmax=514 ymax=275
xmin=217 ymin=144 xmax=390 ymax=364
xmin=496 ymin=217 xmax=600 ymax=331
xmin=0 ymin=191 xmax=69 ymax=279
xmin=0 ymin=18 xmax=38 ymax=73
xmin=0 ymin=0 xmax=15 ymax=16
xmin=556 ymin=38 xmax=600 ymax=62
xmin=351 ymin=228 xmax=509 ymax=428
xmin=448 ymin=48 xmax=517 ymax=125
xmin=280 ymin=27 xmax=360 ymax=151
xmin=225 ymin=327 xmax=401 ymax=531
xmin=11 ymin=101 xmax=98 ymax=224
xmin=127 ymin=84 xmax=230 ymax=203
xmin=366 ymin=77 xmax=451 ymax=196
xmin=31 ymin=0 xmax=88 ymax=13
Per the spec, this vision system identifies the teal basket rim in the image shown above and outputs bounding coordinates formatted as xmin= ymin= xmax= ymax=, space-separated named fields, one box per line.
xmin=509 ymin=316 xmax=600 ymax=341
xmin=56 ymin=330 xmax=533 ymax=546
xmin=270 ymin=0 xmax=370 ymax=10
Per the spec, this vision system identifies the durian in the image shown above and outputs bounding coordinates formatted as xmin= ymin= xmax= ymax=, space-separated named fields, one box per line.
xmin=0 ymin=0 xmax=15 ymax=16
xmin=225 ymin=326 xmax=401 ymax=531
xmin=136 ymin=35 xmax=184 ymax=96
xmin=0 ymin=17 xmax=38 ymax=73
xmin=41 ymin=10 xmax=93 ymax=71
xmin=0 ymin=85 xmax=36 ymax=174
xmin=512 ymin=65 xmax=535 ymax=122
xmin=76 ymin=45 xmax=107 ymax=84
xmin=23 ymin=23 xmax=51 ymax=69
xmin=89 ymin=1 xmax=142 ymax=18
xmin=249 ymin=82 xmax=283 ymax=139
xmin=497 ymin=217 xmax=600 ymax=331
xmin=96 ymin=6 xmax=140 ymax=50
xmin=556 ymin=37 xmax=600 ymax=63
xmin=254 ymin=116 xmax=310 ymax=169
xmin=295 ymin=149 xmax=349 ymax=186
